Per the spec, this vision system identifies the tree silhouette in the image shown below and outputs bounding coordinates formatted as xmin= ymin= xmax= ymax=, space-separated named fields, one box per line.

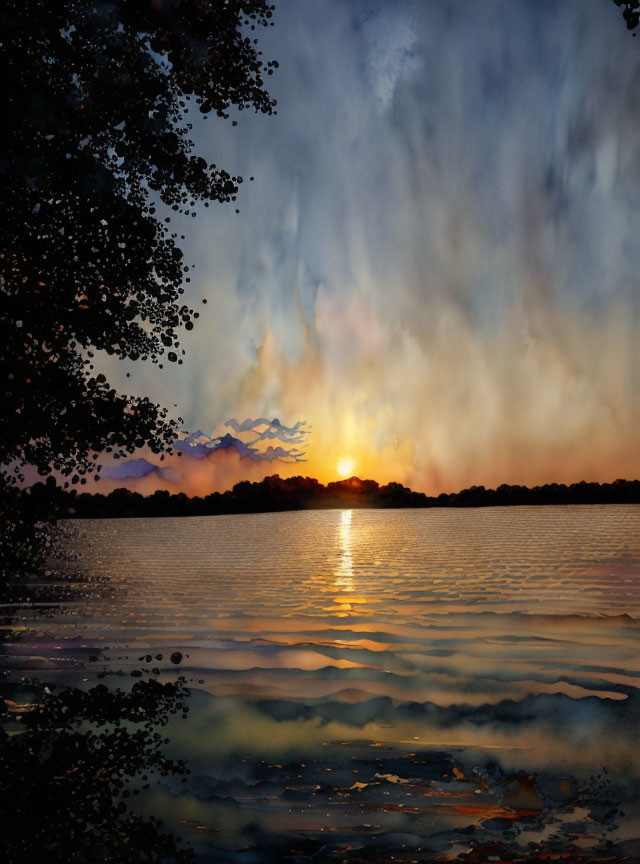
xmin=0 ymin=0 xmax=277 ymax=487
xmin=1 ymin=676 xmax=194 ymax=864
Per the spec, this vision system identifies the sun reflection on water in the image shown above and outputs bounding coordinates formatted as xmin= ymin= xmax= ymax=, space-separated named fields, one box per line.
xmin=334 ymin=509 xmax=354 ymax=593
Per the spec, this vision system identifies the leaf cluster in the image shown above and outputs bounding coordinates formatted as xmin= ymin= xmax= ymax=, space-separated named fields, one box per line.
xmin=613 ymin=0 xmax=640 ymax=30
xmin=0 ymin=1 xmax=277 ymax=484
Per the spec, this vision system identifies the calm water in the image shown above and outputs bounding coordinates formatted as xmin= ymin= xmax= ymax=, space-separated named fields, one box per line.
xmin=4 ymin=506 xmax=640 ymax=861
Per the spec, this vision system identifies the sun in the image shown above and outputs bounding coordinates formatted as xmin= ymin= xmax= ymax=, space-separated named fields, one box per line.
xmin=337 ymin=457 xmax=356 ymax=478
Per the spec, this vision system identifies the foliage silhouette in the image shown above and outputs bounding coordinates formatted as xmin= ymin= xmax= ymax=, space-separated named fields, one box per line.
xmin=0 ymin=6 xmax=278 ymax=857
xmin=23 ymin=474 xmax=640 ymax=519
xmin=1 ymin=676 xmax=194 ymax=864
xmin=613 ymin=0 xmax=640 ymax=31
xmin=0 ymin=0 xmax=277 ymax=486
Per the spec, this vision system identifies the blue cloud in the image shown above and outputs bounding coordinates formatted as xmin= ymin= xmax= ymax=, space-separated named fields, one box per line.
xmin=171 ymin=418 xmax=309 ymax=463
xmin=105 ymin=418 xmax=308 ymax=482
xmin=102 ymin=458 xmax=177 ymax=481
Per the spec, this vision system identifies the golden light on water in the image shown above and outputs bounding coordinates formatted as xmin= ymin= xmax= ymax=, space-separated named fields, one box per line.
xmin=333 ymin=509 xmax=354 ymax=596
xmin=336 ymin=457 xmax=356 ymax=478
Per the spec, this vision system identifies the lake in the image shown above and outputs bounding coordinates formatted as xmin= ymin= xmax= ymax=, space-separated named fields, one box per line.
xmin=4 ymin=506 xmax=640 ymax=862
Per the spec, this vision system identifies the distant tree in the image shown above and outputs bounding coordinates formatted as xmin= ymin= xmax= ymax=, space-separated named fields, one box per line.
xmin=0 ymin=0 xmax=278 ymax=487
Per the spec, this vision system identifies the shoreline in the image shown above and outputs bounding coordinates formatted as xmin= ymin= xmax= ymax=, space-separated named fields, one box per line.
xmin=60 ymin=500 xmax=640 ymax=521
xmin=28 ymin=474 xmax=640 ymax=520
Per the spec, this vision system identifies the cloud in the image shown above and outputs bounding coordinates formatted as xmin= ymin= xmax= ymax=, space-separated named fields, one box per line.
xmin=101 ymin=457 xmax=178 ymax=482
xmin=96 ymin=417 xmax=308 ymax=495
xmin=95 ymin=0 xmax=640 ymax=492
xmin=225 ymin=417 xmax=308 ymax=440
xmin=172 ymin=418 xmax=308 ymax=463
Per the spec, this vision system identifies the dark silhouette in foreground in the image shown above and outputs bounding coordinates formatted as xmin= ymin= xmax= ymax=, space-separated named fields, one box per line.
xmin=24 ymin=475 xmax=640 ymax=519
xmin=1 ymin=0 xmax=277 ymax=487
xmin=1 ymin=676 xmax=193 ymax=864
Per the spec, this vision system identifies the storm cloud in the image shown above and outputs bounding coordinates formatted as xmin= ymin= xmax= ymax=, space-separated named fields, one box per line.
xmin=102 ymin=0 xmax=640 ymax=493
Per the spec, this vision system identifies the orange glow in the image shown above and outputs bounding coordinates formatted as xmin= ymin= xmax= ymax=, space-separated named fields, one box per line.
xmin=336 ymin=457 xmax=356 ymax=477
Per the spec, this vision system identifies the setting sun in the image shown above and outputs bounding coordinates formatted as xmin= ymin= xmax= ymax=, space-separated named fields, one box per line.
xmin=337 ymin=457 xmax=356 ymax=477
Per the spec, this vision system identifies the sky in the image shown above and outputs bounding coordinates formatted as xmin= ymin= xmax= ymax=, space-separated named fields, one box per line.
xmin=100 ymin=0 xmax=640 ymax=496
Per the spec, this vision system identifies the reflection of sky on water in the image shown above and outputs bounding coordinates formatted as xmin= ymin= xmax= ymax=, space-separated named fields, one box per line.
xmin=6 ymin=507 xmax=640 ymax=861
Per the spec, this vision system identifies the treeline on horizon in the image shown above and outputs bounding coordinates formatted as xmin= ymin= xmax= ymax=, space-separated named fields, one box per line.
xmin=23 ymin=475 xmax=640 ymax=520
